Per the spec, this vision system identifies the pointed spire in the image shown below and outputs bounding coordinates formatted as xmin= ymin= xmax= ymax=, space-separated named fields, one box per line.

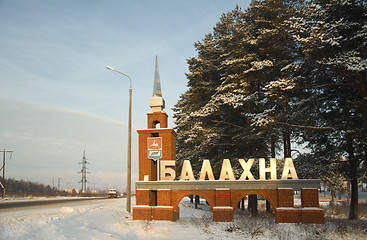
xmin=153 ymin=55 xmax=162 ymax=97
xmin=149 ymin=55 xmax=165 ymax=112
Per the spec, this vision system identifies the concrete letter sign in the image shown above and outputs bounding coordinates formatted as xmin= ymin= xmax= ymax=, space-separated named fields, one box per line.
xmin=199 ymin=159 xmax=215 ymax=180
xmin=180 ymin=160 xmax=195 ymax=180
xmin=160 ymin=160 xmax=176 ymax=180
xmin=219 ymin=159 xmax=235 ymax=180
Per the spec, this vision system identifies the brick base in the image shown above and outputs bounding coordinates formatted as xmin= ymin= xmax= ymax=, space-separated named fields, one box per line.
xmin=213 ymin=207 xmax=233 ymax=222
xmin=152 ymin=206 xmax=179 ymax=221
xmin=133 ymin=206 xmax=152 ymax=220
xmin=301 ymin=208 xmax=324 ymax=224
xmin=134 ymin=184 xmax=323 ymax=224
xmin=276 ymin=207 xmax=324 ymax=224
xmin=276 ymin=208 xmax=300 ymax=223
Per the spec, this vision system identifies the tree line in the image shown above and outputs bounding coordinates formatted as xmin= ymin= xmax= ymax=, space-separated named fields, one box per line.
xmin=3 ymin=178 xmax=56 ymax=193
xmin=173 ymin=0 xmax=366 ymax=219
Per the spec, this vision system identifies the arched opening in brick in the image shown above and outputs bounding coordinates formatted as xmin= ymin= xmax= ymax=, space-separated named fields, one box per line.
xmin=177 ymin=194 xmax=213 ymax=220
xmin=233 ymin=194 xmax=275 ymax=218
xmin=152 ymin=120 xmax=160 ymax=129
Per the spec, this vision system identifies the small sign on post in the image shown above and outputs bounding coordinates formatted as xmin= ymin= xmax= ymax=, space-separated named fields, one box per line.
xmin=147 ymin=137 xmax=162 ymax=161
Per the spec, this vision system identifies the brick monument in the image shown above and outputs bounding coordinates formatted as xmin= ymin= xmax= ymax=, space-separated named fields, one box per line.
xmin=133 ymin=58 xmax=324 ymax=224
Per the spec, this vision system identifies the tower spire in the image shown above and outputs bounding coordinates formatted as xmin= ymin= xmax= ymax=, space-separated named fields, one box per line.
xmin=153 ymin=55 xmax=162 ymax=97
xmin=149 ymin=56 xmax=165 ymax=112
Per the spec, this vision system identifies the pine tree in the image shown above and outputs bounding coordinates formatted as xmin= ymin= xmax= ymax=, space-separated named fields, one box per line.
xmin=289 ymin=0 xmax=367 ymax=219
xmin=174 ymin=1 xmax=307 ymax=176
xmin=174 ymin=3 xmax=367 ymax=221
xmin=243 ymin=0 xmax=307 ymax=158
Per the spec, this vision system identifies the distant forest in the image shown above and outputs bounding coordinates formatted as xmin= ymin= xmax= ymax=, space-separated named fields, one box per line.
xmin=3 ymin=178 xmax=56 ymax=193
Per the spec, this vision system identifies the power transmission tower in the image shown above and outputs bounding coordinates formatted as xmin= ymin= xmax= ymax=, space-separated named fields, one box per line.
xmin=57 ymin=178 xmax=62 ymax=191
xmin=78 ymin=150 xmax=90 ymax=194
xmin=1 ymin=149 xmax=13 ymax=199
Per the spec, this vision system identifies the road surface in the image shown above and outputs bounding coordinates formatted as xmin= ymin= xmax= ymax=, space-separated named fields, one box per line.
xmin=0 ymin=197 xmax=107 ymax=210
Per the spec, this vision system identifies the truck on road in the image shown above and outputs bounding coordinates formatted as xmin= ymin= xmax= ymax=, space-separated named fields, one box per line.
xmin=107 ymin=189 xmax=118 ymax=198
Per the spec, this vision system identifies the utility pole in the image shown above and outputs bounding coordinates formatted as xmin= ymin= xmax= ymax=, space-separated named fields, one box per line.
xmin=1 ymin=149 xmax=14 ymax=198
xmin=79 ymin=150 xmax=90 ymax=194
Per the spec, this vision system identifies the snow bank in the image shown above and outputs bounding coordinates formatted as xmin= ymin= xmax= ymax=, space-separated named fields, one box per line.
xmin=1 ymin=197 xmax=367 ymax=240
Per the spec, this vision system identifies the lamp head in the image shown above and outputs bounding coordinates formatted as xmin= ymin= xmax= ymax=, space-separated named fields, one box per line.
xmin=106 ymin=66 xmax=114 ymax=71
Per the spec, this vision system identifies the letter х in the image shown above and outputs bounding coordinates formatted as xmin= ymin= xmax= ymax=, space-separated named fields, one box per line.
xmin=239 ymin=158 xmax=255 ymax=180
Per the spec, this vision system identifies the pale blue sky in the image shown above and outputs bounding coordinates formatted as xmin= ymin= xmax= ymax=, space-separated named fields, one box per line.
xmin=0 ymin=0 xmax=251 ymax=191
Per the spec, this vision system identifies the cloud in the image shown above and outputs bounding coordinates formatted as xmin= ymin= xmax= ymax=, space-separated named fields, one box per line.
xmin=0 ymin=97 xmax=137 ymax=191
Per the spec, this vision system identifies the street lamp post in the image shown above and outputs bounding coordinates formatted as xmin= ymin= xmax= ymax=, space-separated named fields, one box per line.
xmin=106 ymin=66 xmax=132 ymax=213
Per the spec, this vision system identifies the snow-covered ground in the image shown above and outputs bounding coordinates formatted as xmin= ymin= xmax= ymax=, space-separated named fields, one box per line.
xmin=1 ymin=196 xmax=367 ymax=240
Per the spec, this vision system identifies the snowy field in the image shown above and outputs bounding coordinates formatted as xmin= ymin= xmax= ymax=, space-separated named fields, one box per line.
xmin=1 ymin=196 xmax=367 ymax=240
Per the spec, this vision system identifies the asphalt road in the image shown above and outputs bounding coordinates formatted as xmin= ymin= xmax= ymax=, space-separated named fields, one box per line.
xmin=0 ymin=197 xmax=108 ymax=210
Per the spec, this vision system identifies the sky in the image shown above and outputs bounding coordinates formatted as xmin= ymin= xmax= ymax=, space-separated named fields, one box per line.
xmin=0 ymin=0 xmax=251 ymax=192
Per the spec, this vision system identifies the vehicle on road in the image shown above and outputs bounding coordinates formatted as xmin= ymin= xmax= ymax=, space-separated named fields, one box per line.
xmin=107 ymin=189 xmax=118 ymax=198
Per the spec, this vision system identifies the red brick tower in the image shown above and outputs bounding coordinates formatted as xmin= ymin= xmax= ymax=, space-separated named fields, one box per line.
xmin=136 ymin=56 xmax=177 ymax=182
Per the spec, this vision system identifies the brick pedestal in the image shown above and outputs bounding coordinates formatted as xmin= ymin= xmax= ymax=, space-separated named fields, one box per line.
xmin=152 ymin=206 xmax=179 ymax=221
xmin=136 ymin=189 xmax=150 ymax=205
xmin=276 ymin=208 xmax=301 ymax=223
xmin=301 ymin=208 xmax=324 ymax=224
xmin=133 ymin=206 xmax=152 ymax=220
xmin=276 ymin=188 xmax=323 ymax=224
xmin=278 ymin=188 xmax=294 ymax=207
xmin=276 ymin=207 xmax=324 ymax=224
xmin=215 ymin=188 xmax=231 ymax=206
xmin=157 ymin=189 xmax=171 ymax=206
xmin=301 ymin=188 xmax=319 ymax=207
xmin=213 ymin=207 xmax=233 ymax=222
